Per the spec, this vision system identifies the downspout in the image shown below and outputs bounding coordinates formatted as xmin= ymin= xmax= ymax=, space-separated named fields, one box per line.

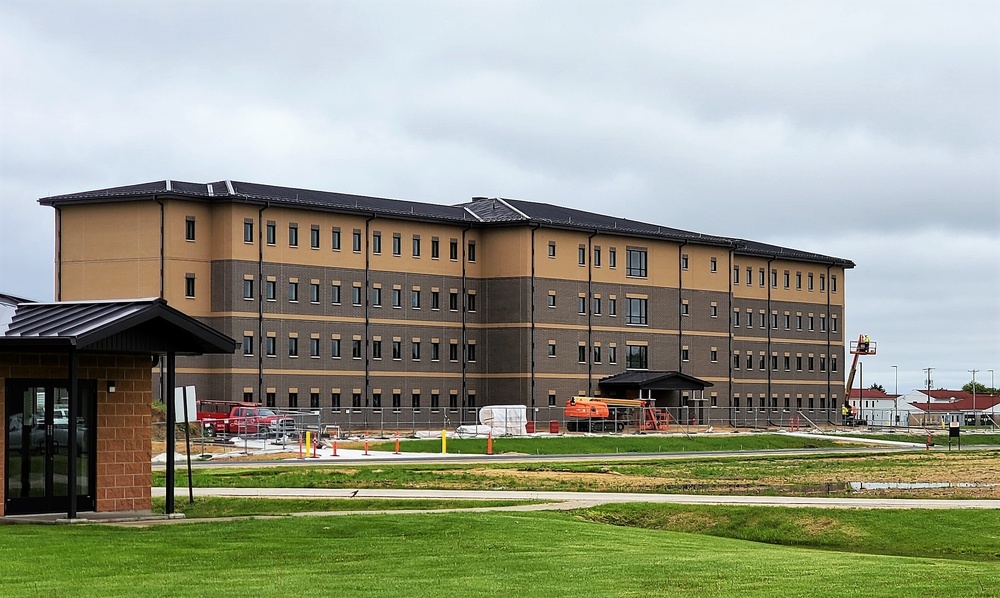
xmin=677 ymin=241 xmax=688 ymax=371
xmin=256 ymin=202 xmax=266 ymax=405
xmin=766 ymin=256 xmax=775 ymax=415
xmin=530 ymin=223 xmax=540 ymax=419
xmin=364 ymin=214 xmax=376 ymax=415
xmin=461 ymin=224 xmax=471 ymax=423
xmin=587 ymin=230 xmax=597 ymax=396
xmin=54 ymin=206 xmax=62 ymax=301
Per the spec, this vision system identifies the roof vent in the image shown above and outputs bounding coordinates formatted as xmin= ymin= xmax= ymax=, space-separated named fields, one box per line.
xmin=471 ymin=197 xmax=488 ymax=201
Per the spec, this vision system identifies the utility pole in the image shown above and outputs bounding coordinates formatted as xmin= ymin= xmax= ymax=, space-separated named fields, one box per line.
xmin=923 ymin=367 xmax=933 ymax=427
xmin=969 ymin=369 xmax=979 ymax=427
xmin=891 ymin=365 xmax=898 ymax=426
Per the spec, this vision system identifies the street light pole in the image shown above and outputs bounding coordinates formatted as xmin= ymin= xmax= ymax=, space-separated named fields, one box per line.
xmin=923 ymin=367 xmax=933 ymax=427
xmin=969 ymin=369 xmax=978 ymax=427
xmin=891 ymin=365 xmax=898 ymax=427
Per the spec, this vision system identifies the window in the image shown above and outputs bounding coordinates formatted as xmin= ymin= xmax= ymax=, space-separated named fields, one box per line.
xmin=331 ymin=338 xmax=341 ymax=358
xmin=783 ymin=314 xmax=790 ymax=329
xmin=352 ymin=286 xmax=362 ymax=306
xmin=819 ymin=356 xmax=826 ymax=371
xmin=331 ymin=392 xmax=341 ymax=409
xmin=747 ymin=354 xmax=753 ymax=370
xmin=578 ymin=245 xmax=586 ymax=266
xmin=288 ymin=336 xmax=298 ymax=357
xmin=412 ymin=341 xmax=421 ymax=360
xmin=710 ymin=349 xmax=718 ymax=362
xmin=185 ymin=216 xmax=196 ymax=241
xmin=732 ymin=310 xmax=740 ymax=327
xmin=710 ymin=304 xmax=718 ymax=318
xmin=244 ymin=219 xmax=254 ymax=243
xmin=449 ymin=239 xmax=458 ymax=260
xmin=710 ymin=257 xmax=717 ymax=272
xmin=548 ymin=293 xmax=556 ymax=308
xmin=733 ymin=266 xmax=740 ymax=284
xmin=289 ymin=224 xmax=298 ymax=247
xmin=392 ymin=288 xmax=402 ymax=308
xmin=412 ymin=236 xmax=421 ymax=257
xmin=266 ymin=336 xmax=276 ymax=357
xmin=608 ymin=298 xmax=617 ymax=316
xmin=310 ymin=283 xmax=320 ymax=303
xmin=783 ymin=271 xmax=790 ymax=288
xmin=831 ymin=275 xmax=838 ymax=293
xmin=372 ymin=393 xmax=381 ymax=409
xmin=548 ymin=241 xmax=556 ymax=258
xmin=287 ymin=392 xmax=298 ymax=408
xmin=243 ymin=391 xmax=254 ymax=403
xmin=352 ymin=392 xmax=361 ymax=408
xmin=449 ymin=341 xmax=458 ymax=361
xmin=548 ymin=393 xmax=557 ymax=407
xmin=771 ymin=269 xmax=778 ymax=287
xmin=467 ymin=343 xmax=477 ymax=362
xmin=592 ymin=297 xmax=601 ymax=315
xmin=808 ymin=273 xmax=814 ymax=291
xmin=593 ymin=345 xmax=601 ymax=363
xmin=352 ymin=339 xmax=362 ymax=358
xmin=808 ymin=356 xmax=814 ymax=371
xmin=681 ymin=301 xmax=689 ymax=316
xmin=288 ymin=281 xmax=298 ymax=302
xmin=431 ymin=341 xmax=440 ymax=361
xmin=578 ymin=345 xmax=586 ymax=363
xmin=626 ymin=345 xmax=648 ymax=370
xmin=681 ymin=348 xmax=689 ymax=361
xmin=759 ymin=354 xmax=766 ymax=370
xmin=332 ymin=227 xmax=341 ymax=250
xmin=783 ymin=355 xmax=791 ymax=370
xmin=467 ymin=393 xmax=477 ymax=408
xmin=372 ymin=231 xmax=382 ymax=254
xmin=819 ymin=315 xmax=826 ymax=332
xmin=352 ymin=230 xmax=362 ymax=252
xmin=243 ymin=335 xmax=253 ymax=356
xmin=467 ymin=241 xmax=476 ymax=262
xmin=771 ymin=313 xmax=778 ymax=329
xmin=577 ymin=296 xmax=586 ymax=315
xmin=392 ymin=233 xmax=401 ymax=256
xmin=431 ymin=238 xmax=440 ymax=259
xmin=594 ymin=247 xmax=601 ymax=267
xmin=608 ymin=345 xmax=617 ymax=364
xmin=467 ymin=292 xmax=476 ymax=312
xmin=747 ymin=267 xmax=753 ymax=286
xmin=185 ymin=274 xmax=195 ymax=298
xmin=310 ymin=225 xmax=320 ymax=249
xmin=372 ymin=287 xmax=382 ymax=307
xmin=796 ymin=356 xmax=803 ymax=371
xmin=548 ymin=343 xmax=556 ymax=357
xmin=758 ymin=312 xmax=765 ymax=329
xmin=795 ymin=272 xmax=802 ymax=289
xmin=310 ymin=338 xmax=320 ymax=358
xmin=831 ymin=356 xmax=838 ymax=372
xmin=431 ymin=290 xmax=440 ymax=310
xmin=626 ymin=298 xmax=647 ymax=325
xmin=759 ymin=268 xmax=765 ymax=287
xmin=832 ymin=317 xmax=838 ymax=333
xmin=771 ymin=355 xmax=779 ymax=370
xmin=411 ymin=392 xmax=421 ymax=409
xmin=627 ymin=248 xmax=648 ymax=277
xmin=431 ymin=392 xmax=440 ymax=409
xmin=392 ymin=340 xmax=402 ymax=360
xmin=266 ymin=221 xmax=276 ymax=245
xmin=310 ymin=392 xmax=320 ymax=408
xmin=796 ymin=315 xmax=803 ymax=330
xmin=243 ymin=279 xmax=254 ymax=300
xmin=372 ymin=340 xmax=382 ymax=359
xmin=609 ymin=247 xmax=617 ymax=268
xmin=449 ymin=292 xmax=458 ymax=311
xmin=412 ymin=289 xmax=421 ymax=309
xmin=808 ymin=316 xmax=815 ymax=331
xmin=733 ymin=353 xmax=740 ymax=369
xmin=331 ymin=284 xmax=341 ymax=304
xmin=680 ymin=254 xmax=689 ymax=270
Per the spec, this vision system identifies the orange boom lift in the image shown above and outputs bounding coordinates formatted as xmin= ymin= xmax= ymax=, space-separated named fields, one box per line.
xmin=564 ymin=396 xmax=671 ymax=432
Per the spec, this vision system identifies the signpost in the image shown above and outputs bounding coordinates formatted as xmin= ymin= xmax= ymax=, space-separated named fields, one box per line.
xmin=948 ymin=421 xmax=960 ymax=451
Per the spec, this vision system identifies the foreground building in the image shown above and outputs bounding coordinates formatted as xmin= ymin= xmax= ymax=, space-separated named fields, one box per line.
xmin=40 ymin=180 xmax=852 ymax=427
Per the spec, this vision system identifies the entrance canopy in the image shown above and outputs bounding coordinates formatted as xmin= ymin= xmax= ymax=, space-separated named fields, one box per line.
xmin=598 ymin=371 xmax=713 ymax=393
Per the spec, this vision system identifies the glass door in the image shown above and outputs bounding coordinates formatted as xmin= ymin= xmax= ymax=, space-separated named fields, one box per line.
xmin=5 ymin=379 xmax=96 ymax=515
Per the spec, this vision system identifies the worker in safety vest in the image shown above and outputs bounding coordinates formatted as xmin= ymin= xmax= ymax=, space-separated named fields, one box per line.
xmin=859 ymin=334 xmax=870 ymax=353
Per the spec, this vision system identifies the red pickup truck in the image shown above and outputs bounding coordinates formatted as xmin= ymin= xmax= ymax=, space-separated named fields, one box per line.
xmin=198 ymin=401 xmax=297 ymax=438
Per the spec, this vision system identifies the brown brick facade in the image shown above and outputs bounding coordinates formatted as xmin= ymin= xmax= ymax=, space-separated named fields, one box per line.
xmin=0 ymin=352 xmax=151 ymax=516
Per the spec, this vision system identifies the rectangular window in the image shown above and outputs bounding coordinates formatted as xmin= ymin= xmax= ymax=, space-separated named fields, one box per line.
xmin=185 ymin=274 xmax=195 ymax=298
xmin=372 ymin=286 xmax=382 ymax=307
xmin=577 ymin=296 xmax=586 ymax=315
xmin=626 ymin=298 xmax=647 ymax=325
xmin=266 ymin=221 xmax=276 ymax=245
xmin=808 ymin=316 xmax=815 ymax=331
xmin=331 ymin=338 xmax=341 ymax=358
xmin=832 ymin=317 xmax=838 ymax=333
xmin=372 ymin=393 xmax=381 ymax=409
xmin=771 ymin=313 xmax=778 ymax=329
xmin=592 ymin=297 xmax=601 ymax=315
xmin=392 ymin=288 xmax=402 ymax=308
xmin=331 ymin=392 xmax=341 ymax=409
xmin=450 ymin=239 xmax=459 ymax=260
xmin=732 ymin=310 xmax=740 ymax=327
xmin=310 ymin=391 xmax=320 ymax=408
xmin=733 ymin=266 xmax=740 ymax=284
xmin=796 ymin=315 xmax=803 ymax=330
xmin=431 ymin=341 xmax=440 ymax=361
xmin=548 ymin=393 xmax=557 ymax=407
xmin=710 ymin=349 xmax=718 ymax=362
xmin=820 ymin=274 xmax=826 ymax=291
xmin=808 ymin=356 xmax=815 ymax=371
xmin=759 ymin=268 xmax=765 ymax=287
xmin=431 ymin=290 xmax=440 ymax=310
xmin=783 ymin=314 xmax=790 ymax=329
xmin=288 ymin=392 xmax=298 ymax=408
xmin=681 ymin=348 xmax=689 ymax=361
xmin=332 ymin=227 xmax=341 ymax=250
xmin=626 ymin=248 xmax=648 ymax=277
xmin=352 ymin=230 xmax=362 ymax=252
xmin=431 ymin=237 xmax=440 ymax=259
xmin=392 ymin=340 xmax=402 ymax=360
xmin=243 ymin=335 xmax=253 ymax=356
xmin=548 ymin=241 xmax=556 ymax=258
xmin=548 ymin=293 xmax=556 ymax=308
xmin=412 ymin=236 xmax=421 ymax=257
xmin=372 ymin=340 xmax=382 ymax=359
xmin=783 ymin=271 xmax=790 ymax=288
xmin=681 ymin=301 xmax=689 ymax=316
xmin=594 ymin=247 xmax=601 ymax=267
xmin=733 ymin=353 xmax=740 ymax=369
xmin=244 ymin=219 xmax=254 ymax=243
xmin=832 ymin=356 xmax=838 ymax=372
xmin=372 ymin=231 xmax=382 ymax=254
xmin=310 ymin=283 xmax=320 ymax=303
xmin=449 ymin=292 xmax=459 ymax=311
xmin=266 ymin=392 xmax=276 ymax=407
xmin=412 ymin=341 xmax=421 ymax=360
xmin=412 ymin=289 xmax=421 ymax=308
xmin=578 ymin=245 xmax=586 ymax=266
xmin=819 ymin=315 xmax=826 ymax=332
xmin=467 ymin=292 xmax=476 ymax=312
xmin=266 ymin=336 xmax=276 ymax=357
xmin=431 ymin=392 xmax=440 ymax=409
xmin=594 ymin=346 xmax=603 ymax=363
xmin=608 ymin=345 xmax=617 ymax=364
xmin=710 ymin=257 xmax=717 ymax=272
xmin=288 ymin=336 xmax=298 ymax=357
xmin=467 ymin=343 xmax=477 ymax=362
xmin=331 ymin=284 xmax=341 ymax=304
xmin=243 ymin=279 xmax=254 ymax=300
xmin=392 ymin=233 xmax=401 ymax=256
xmin=310 ymin=225 xmax=320 ymax=249
xmin=310 ymin=338 xmax=320 ymax=358
xmin=626 ymin=345 xmax=648 ymax=370
xmin=352 ymin=285 xmax=362 ymax=306
xmin=352 ymin=339 xmax=362 ymax=358
xmin=796 ymin=356 xmax=803 ymax=371
xmin=710 ymin=304 xmax=718 ymax=318
xmin=185 ymin=216 xmax=196 ymax=241
xmin=411 ymin=392 xmax=421 ymax=409
xmin=608 ymin=298 xmax=617 ymax=316
xmin=352 ymin=393 xmax=361 ymax=408
xmin=831 ymin=275 xmax=838 ymax=293
xmin=783 ymin=355 xmax=791 ymax=371
xmin=467 ymin=241 xmax=476 ymax=262
xmin=680 ymin=254 xmax=689 ymax=270
xmin=808 ymin=273 xmax=814 ymax=291
xmin=795 ymin=272 xmax=802 ymax=289
xmin=747 ymin=354 xmax=753 ymax=370
xmin=578 ymin=345 xmax=586 ymax=363
xmin=609 ymin=248 xmax=617 ymax=268
xmin=449 ymin=341 xmax=459 ymax=362
xmin=548 ymin=343 xmax=556 ymax=357
xmin=288 ymin=281 xmax=298 ymax=302
xmin=289 ymin=224 xmax=298 ymax=247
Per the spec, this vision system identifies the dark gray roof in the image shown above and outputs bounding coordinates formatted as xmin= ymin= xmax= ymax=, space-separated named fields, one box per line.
xmin=0 ymin=297 xmax=238 ymax=355
xmin=599 ymin=371 xmax=714 ymax=391
xmin=39 ymin=179 xmax=854 ymax=267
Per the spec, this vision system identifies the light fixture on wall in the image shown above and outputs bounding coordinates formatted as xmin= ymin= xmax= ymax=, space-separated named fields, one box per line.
xmin=107 ymin=380 xmax=116 ymax=393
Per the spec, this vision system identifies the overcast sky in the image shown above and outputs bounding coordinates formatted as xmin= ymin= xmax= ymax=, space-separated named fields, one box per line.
xmin=1 ymin=1 xmax=997 ymax=392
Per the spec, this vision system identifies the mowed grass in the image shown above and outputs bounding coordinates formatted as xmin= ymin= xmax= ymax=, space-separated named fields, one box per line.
xmin=365 ymin=433 xmax=850 ymax=454
xmin=151 ymin=496 xmax=539 ymax=517
xmin=852 ymin=432 xmax=1000 ymax=445
xmin=0 ymin=510 xmax=996 ymax=597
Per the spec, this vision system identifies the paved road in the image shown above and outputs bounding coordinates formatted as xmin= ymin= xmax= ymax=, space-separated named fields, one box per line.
xmin=152 ymin=486 xmax=1000 ymax=510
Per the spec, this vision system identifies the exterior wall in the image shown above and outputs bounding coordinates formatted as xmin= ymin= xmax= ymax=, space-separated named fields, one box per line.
xmin=0 ymin=352 xmax=152 ymax=516
xmin=56 ymin=195 xmax=850 ymax=427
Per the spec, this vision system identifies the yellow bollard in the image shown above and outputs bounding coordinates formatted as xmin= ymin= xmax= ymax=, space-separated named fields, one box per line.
xmin=441 ymin=429 xmax=447 ymax=454
xmin=305 ymin=431 xmax=312 ymax=455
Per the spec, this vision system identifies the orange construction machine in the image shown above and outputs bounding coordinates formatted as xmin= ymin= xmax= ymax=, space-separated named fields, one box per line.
xmin=564 ymin=397 xmax=671 ymax=432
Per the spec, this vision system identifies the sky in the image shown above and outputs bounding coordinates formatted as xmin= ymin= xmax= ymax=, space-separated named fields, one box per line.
xmin=1 ymin=1 xmax=997 ymax=393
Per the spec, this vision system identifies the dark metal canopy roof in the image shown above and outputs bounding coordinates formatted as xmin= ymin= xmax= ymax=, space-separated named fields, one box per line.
xmin=38 ymin=179 xmax=854 ymax=268
xmin=0 ymin=297 xmax=238 ymax=355
xmin=599 ymin=371 xmax=714 ymax=391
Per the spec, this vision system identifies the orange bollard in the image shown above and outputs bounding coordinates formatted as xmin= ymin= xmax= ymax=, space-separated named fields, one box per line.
xmin=926 ymin=434 xmax=932 ymax=451
xmin=394 ymin=437 xmax=400 ymax=454
xmin=364 ymin=437 xmax=369 ymax=456
xmin=333 ymin=439 xmax=338 ymax=457
xmin=487 ymin=432 xmax=493 ymax=455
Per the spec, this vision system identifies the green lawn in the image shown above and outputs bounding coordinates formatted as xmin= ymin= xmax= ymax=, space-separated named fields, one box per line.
xmin=0 ymin=511 xmax=994 ymax=597
xmin=366 ymin=433 xmax=851 ymax=454
xmin=851 ymin=432 xmax=1000 ymax=445
xmin=151 ymin=496 xmax=539 ymax=517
